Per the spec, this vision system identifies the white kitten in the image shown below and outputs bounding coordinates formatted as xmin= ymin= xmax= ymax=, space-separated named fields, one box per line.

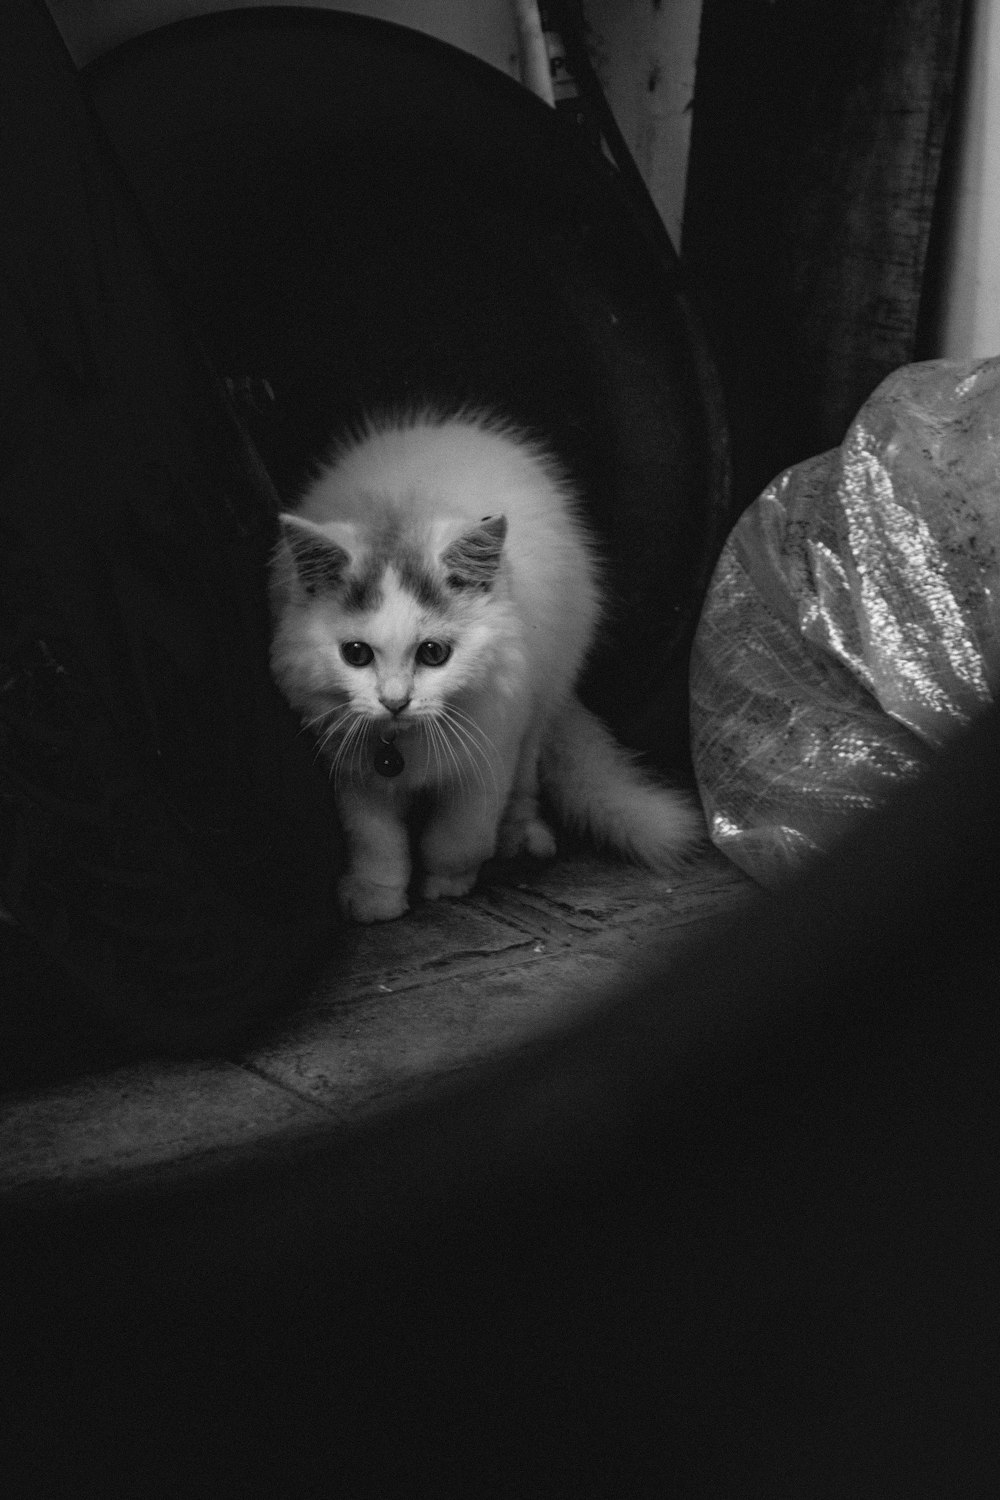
xmin=270 ymin=408 xmax=703 ymax=923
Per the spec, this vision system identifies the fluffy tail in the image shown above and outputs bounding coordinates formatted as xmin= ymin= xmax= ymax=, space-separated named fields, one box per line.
xmin=540 ymin=695 xmax=706 ymax=872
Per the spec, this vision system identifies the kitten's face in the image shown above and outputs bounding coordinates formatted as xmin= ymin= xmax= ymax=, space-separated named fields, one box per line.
xmin=317 ymin=572 xmax=478 ymax=727
xmin=275 ymin=511 xmax=511 ymax=733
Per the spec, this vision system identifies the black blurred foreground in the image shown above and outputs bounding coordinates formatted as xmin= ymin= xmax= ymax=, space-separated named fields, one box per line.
xmin=3 ymin=696 xmax=998 ymax=1498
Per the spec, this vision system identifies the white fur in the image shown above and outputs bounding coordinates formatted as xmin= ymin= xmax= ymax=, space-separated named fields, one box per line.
xmin=270 ymin=409 xmax=703 ymax=922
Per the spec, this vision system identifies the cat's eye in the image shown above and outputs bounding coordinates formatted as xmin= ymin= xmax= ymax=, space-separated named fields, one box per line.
xmin=341 ymin=641 xmax=374 ymax=667
xmin=416 ymin=639 xmax=451 ymax=667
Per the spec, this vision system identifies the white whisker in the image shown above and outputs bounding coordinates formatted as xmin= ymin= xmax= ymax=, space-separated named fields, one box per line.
xmin=343 ymin=714 xmax=371 ymax=787
xmin=431 ymin=714 xmax=468 ymax=796
xmin=320 ymin=706 xmax=371 ymax=789
xmin=317 ymin=711 xmax=353 ymax=762
xmin=445 ymin=702 xmax=500 ymax=760
xmin=426 ymin=717 xmax=448 ymax=792
xmin=301 ymin=709 xmax=335 ymax=732
xmin=443 ymin=702 xmax=497 ymax=765
xmin=438 ymin=704 xmax=500 ymax=806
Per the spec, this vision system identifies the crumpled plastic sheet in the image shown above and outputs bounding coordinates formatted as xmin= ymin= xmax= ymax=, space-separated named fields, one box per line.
xmin=690 ymin=355 xmax=1000 ymax=886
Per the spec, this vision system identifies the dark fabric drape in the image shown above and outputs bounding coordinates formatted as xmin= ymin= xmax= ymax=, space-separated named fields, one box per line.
xmin=0 ymin=0 xmax=339 ymax=1067
xmin=683 ymin=0 xmax=968 ymax=513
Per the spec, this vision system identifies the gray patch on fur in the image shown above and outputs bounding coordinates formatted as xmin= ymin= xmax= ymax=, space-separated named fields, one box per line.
xmin=342 ymin=559 xmax=384 ymax=612
xmin=340 ymin=551 xmax=447 ymax=615
xmin=396 ymin=553 xmax=448 ymax=612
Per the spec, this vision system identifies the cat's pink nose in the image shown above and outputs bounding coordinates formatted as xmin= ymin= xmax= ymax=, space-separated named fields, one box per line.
xmin=379 ymin=691 xmax=411 ymax=715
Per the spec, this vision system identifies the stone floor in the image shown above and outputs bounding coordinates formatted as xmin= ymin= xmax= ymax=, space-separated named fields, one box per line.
xmin=0 ymin=850 xmax=750 ymax=1199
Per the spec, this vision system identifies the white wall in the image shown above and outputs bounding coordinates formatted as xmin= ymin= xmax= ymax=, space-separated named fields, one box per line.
xmin=47 ymin=1 xmax=701 ymax=249
xmin=582 ymin=0 xmax=702 ymax=250
xmin=47 ymin=0 xmax=520 ymax=75
xmin=937 ymin=0 xmax=1000 ymax=357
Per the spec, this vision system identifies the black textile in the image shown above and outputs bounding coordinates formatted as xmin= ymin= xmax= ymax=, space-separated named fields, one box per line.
xmin=0 ymin=0 xmax=339 ymax=1069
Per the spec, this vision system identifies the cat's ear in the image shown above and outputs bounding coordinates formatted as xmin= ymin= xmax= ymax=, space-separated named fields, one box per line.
xmin=441 ymin=514 xmax=508 ymax=591
xmin=278 ymin=515 xmax=350 ymax=595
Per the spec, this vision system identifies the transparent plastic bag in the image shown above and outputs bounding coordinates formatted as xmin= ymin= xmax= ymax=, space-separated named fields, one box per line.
xmin=691 ymin=355 xmax=1000 ymax=885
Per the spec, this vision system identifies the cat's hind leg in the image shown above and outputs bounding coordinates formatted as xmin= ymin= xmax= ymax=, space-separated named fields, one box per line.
xmin=496 ymin=720 xmax=557 ymax=861
xmin=336 ymin=785 xmax=411 ymax=923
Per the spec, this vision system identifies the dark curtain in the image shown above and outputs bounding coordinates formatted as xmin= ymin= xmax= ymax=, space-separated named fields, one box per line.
xmin=0 ymin=0 xmax=339 ymax=1069
xmin=682 ymin=0 xmax=968 ymax=514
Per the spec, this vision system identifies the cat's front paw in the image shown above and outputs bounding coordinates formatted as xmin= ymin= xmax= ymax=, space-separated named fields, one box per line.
xmin=420 ymin=866 xmax=480 ymax=902
xmin=338 ymin=875 xmax=409 ymax=924
xmin=497 ymin=815 xmax=557 ymax=861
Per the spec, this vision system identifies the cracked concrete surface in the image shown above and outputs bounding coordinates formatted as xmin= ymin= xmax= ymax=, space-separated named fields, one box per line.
xmin=0 ymin=851 xmax=750 ymax=1196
